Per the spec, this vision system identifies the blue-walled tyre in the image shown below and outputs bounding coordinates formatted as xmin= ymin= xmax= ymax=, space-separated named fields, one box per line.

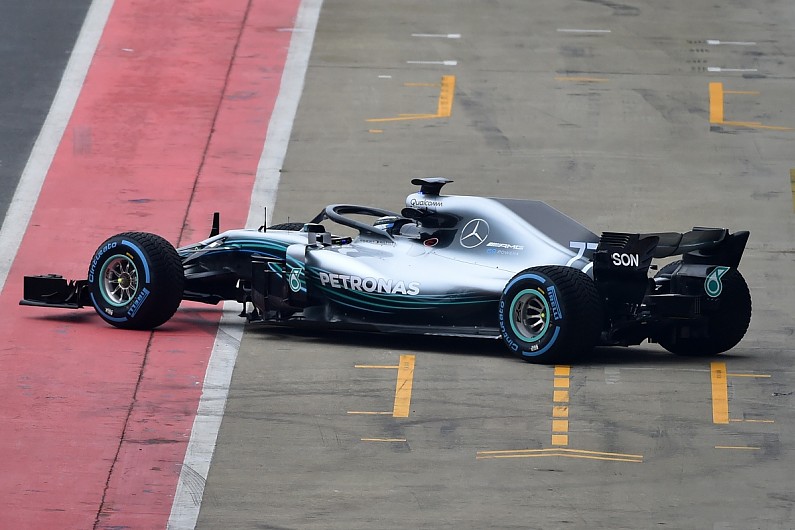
xmin=87 ymin=232 xmax=184 ymax=330
xmin=499 ymin=266 xmax=603 ymax=363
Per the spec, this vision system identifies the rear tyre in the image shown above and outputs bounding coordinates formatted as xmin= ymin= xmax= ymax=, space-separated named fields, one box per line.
xmin=657 ymin=263 xmax=751 ymax=356
xmin=499 ymin=265 xmax=603 ymax=363
xmin=87 ymin=232 xmax=184 ymax=330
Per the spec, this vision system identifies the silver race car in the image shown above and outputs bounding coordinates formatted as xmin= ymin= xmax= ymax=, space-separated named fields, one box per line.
xmin=21 ymin=178 xmax=752 ymax=363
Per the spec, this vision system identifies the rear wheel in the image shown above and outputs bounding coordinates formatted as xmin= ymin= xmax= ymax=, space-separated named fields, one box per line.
xmin=499 ymin=265 xmax=603 ymax=363
xmin=88 ymin=232 xmax=184 ymax=329
xmin=656 ymin=262 xmax=751 ymax=356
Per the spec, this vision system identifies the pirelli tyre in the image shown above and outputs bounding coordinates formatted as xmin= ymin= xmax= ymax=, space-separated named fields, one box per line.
xmin=656 ymin=261 xmax=752 ymax=356
xmin=499 ymin=265 xmax=604 ymax=363
xmin=87 ymin=232 xmax=184 ymax=330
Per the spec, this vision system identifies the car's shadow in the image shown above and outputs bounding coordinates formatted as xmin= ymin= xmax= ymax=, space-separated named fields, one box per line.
xmin=27 ymin=307 xmax=744 ymax=367
xmin=584 ymin=346 xmax=748 ymax=367
xmin=246 ymin=324 xmax=512 ymax=359
xmin=26 ymin=312 xmax=98 ymax=325
xmin=245 ymin=324 xmax=736 ymax=367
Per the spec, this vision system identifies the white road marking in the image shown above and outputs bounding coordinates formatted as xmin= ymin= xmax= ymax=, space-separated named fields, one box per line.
xmin=167 ymin=0 xmax=324 ymax=528
xmin=406 ymin=60 xmax=458 ymax=66
xmin=166 ymin=302 xmax=242 ymax=528
xmin=707 ymin=67 xmax=758 ymax=72
xmin=706 ymin=40 xmax=756 ymax=46
xmin=378 ymin=75 xmax=392 ymax=79
xmin=411 ymin=33 xmax=461 ymax=39
xmin=0 ymin=0 xmax=115 ymax=297
xmin=557 ymin=28 xmax=611 ymax=33
xmin=247 ymin=0 xmax=322 ymax=228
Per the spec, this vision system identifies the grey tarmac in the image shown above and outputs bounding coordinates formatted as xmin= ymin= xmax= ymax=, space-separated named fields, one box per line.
xmin=0 ymin=0 xmax=92 ymax=223
xmin=197 ymin=1 xmax=795 ymax=529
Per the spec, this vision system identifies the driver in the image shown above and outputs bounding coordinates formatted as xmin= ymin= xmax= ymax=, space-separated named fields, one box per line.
xmin=373 ymin=215 xmax=419 ymax=237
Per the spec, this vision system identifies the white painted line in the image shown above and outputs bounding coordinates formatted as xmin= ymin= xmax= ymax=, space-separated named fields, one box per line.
xmin=706 ymin=40 xmax=756 ymax=46
xmin=557 ymin=28 xmax=611 ymax=33
xmin=0 ymin=0 xmax=115 ymax=297
xmin=378 ymin=75 xmax=392 ymax=79
xmin=248 ymin=0 xmax=322 ymax=229
xmin=167 ymin=0 xmax=324 ymax=529
xmin=707 ymin=67 xmax=758 ymax=72
xmin=604 ymin=367 xmax=621 ymax=385
xmin=406 ymin=60 xmax=458 ymax=66
xmin=411 ymin=33 xmax=461 ymax=39
xmin=166 ymin=302 xmax=242 ymax=529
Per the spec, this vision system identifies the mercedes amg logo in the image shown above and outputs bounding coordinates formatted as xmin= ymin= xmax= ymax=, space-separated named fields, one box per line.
xmin=460 ymin=218 xmax=489 ymax=248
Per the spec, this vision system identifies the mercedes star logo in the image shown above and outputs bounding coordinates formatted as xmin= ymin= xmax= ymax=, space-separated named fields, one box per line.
xmin=460 ymin=218 xmax=489 ymax=248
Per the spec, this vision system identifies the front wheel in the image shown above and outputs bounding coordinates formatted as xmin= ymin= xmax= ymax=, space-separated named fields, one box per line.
xmin=87 ymin=232 xmax=184 ymax=330
xmin=499 ymin=265 xmax=604 ymax=363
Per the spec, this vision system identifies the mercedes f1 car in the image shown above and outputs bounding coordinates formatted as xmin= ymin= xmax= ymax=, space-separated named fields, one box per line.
xmin=20 ymin=178 xmax=752 ymax=363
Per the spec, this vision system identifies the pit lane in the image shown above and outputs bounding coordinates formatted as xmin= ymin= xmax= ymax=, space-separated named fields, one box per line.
xmin=2 ymin=0 xmax=794 ymax=528
xmin=196 ymin=0 xmax=795 ymax=528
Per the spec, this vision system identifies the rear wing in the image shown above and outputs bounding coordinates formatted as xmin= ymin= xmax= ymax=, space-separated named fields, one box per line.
xmin=596 ymin=227 xmax=749 ymax=270
xmin=591 ymin=227 xmax=749 ymax=309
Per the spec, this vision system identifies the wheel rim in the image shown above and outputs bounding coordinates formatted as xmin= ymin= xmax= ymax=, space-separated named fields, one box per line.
xmin=510 ymin=288 xmax=551 ymax=342
xmin=100 ymin=255 xmax=139 ymax=306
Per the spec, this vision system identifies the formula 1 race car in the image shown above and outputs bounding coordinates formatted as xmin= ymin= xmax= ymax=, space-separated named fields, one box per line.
xmin=20 ymin=178 xmax=752 ymax=363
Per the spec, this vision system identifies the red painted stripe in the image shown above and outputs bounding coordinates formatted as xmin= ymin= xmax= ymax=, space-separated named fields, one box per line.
xmin=0 ymin=0 xmax=300 ymax=528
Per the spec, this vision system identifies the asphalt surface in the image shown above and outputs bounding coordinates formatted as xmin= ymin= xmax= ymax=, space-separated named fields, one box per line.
xmin=0 ymin=0 xmax=92 ymax=224
xmin=3 ymin=0 xmax=794 ymax=529
xmin=197 ymin=0 xmax=795 ymax=529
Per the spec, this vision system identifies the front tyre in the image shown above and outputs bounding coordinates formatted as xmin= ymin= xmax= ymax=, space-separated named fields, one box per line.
xmin=499 ymin=265 xmax=603 ymax=363
xmin=88 ymin=232 xmax=184 ymax=330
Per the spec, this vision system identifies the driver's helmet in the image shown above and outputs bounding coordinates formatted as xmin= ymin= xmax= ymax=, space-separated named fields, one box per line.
xmin=373 ymin=215 xmax=404 ymax=233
